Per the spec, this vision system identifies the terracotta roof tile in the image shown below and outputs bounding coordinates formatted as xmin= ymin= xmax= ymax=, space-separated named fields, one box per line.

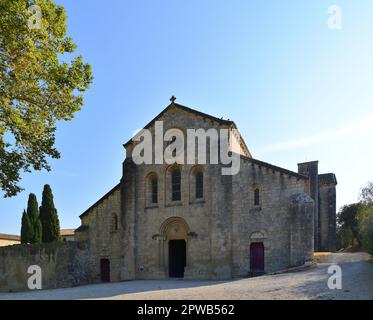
xmin=60 ymin=229 xmax=75 ymax=236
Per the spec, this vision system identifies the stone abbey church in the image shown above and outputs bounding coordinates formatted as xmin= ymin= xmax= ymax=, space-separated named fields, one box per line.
xmin=75 ymin=99 xmax=337 ymax=282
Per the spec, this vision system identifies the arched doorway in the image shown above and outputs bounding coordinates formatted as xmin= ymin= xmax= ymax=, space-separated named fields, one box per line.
xmin=169 ymin=240 xmax=186 ymax=277
xmin=250 ymin=242 xmax=264 ymax=275
xmin=160 ymin=217 xmax=189 ymax=278
xmin=100 ymin=258 xmax=110 ymax=282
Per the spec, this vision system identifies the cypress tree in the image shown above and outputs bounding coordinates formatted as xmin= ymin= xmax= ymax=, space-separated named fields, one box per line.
xmin=26 ymin=193 xmax=42 ymax=243
xmin=20 ymin=210 xmax=32 ymax=244
xmin=40 ymin=184 xmax=61 ymax=243
xmin=34 ymin=217 xmax=43 ymax=243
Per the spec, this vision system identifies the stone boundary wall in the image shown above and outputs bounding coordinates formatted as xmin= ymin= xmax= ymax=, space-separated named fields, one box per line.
xmin=0 ymin=241 xmax=91 ymax=292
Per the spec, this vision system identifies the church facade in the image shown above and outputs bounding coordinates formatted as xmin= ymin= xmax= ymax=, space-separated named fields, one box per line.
xmin=75 ymin=100 xmax=337 ymax=282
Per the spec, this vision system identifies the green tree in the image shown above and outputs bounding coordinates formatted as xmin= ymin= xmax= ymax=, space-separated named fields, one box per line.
xmin=40 ymin=184 xmax=60 ymax=242
xmin=360 ymin=181 xmax=373 ymax=204
xmin=357 ymin=204 xmax=373 ymax=255
xmin=20 ymin=209 xmax=32 ymax=243
xmin=26 ymin=192 xmax=42 ymax=243
xmin=34 ymin=215 xmax=42 ymax=243
xmin=0 ymin=0 xmax=93 ymax=197
xmin=337 ymin=203 xmax=362 ymax=246
xmin=336 ymin=227 xmax=353 ymax=251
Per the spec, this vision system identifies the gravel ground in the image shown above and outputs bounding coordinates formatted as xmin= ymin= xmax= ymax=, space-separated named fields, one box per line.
xmin=0 ymin=252 xmax=372 ymax=300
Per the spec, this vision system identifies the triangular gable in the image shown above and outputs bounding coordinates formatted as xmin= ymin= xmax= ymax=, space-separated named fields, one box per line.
xmin=123 ymin=100 xmax=252 ymax=157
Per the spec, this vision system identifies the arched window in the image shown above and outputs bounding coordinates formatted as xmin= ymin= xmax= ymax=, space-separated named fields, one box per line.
xmin=171 ymin=136 xmax=177 ymax=158
xmin=165 ymin=135 xmax=177 ymax=158
xmin=146 ymin=173 xmax=158 ymax=206
xmin=151 ymin=177 xmax=158 ymax=204
xmin=254 ymin=188 xmax=260 ymax=206
xmin=172 ymin=169 xmax=181 ymax=201
xmin=196 ymin=172 xmax=204 ymax=199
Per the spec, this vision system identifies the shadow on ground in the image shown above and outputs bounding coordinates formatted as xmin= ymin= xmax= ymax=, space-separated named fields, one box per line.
xmin=0 ymin=278 xmax=239 ymax=300
xmin=0 ymin=252 xmax=372 ymax=300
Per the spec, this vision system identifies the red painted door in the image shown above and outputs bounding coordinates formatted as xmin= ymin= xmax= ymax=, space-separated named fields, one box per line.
xmin=100 ymin=259 xmax=110 ymax=282
xmin=250 ymin=242 xmax=264 ymax=273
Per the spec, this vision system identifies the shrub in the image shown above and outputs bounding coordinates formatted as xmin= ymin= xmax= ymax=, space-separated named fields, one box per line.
xmin=357 ymin=204 xmax=373 ymax=255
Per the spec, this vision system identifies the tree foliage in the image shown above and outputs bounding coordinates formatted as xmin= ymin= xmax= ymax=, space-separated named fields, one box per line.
xmin=0 ymin=0 xmax=93 ymax=197
xmin=336 ymin=227 xmax=353 ymax=251
xmin=40 ymin=184 xmax=60 ymax=242
xmin=26 ymin=192 xmax=42 ymax=243
xmin=337 ymin=203 xmax=361 ymax=245
xmin=357 ymin=204 xmax=373 ymax=255
xmin=360 ymin=181 xmax=373 ymax=204
xmin=20 ymin=209 xmax=32 ymax=243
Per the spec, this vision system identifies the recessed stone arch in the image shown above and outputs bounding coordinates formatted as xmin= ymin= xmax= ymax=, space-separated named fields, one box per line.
xmin=160 ymin=216 xmax=190 ymax=240
xmin=165 ymin=163 xmax=184 ymax=174
xmin=250 ymin=230 xmax=267 ymax=240
xmin=145 ymin=172 xmax=158 ymax=206
xmin=165 ymin=164 xmax=184 ymax=204
xmin=159 ymin=217 xmax=190 ymax=278
xmin=164 ymin=127 xmax=185 ymax=164
xmin=249 ymin=230 xmax=268 ymax=275
xmin=189 ymin=165 xmax=205 ymax=202
xmin=189 ymin=165 xmax=204 ymax=176
xmin=252 ymin=182 xmax=262 ymax=207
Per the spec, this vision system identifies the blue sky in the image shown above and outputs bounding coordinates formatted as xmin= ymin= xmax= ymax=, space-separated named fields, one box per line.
xmin=1 ymin=0 xmax=373 ymax=234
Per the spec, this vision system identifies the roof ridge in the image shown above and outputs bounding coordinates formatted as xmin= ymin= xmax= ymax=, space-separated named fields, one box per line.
xmin=123 ymin=101 xmax=235 ymax=147
xmin=241 ymin=156 xmax=309 ymax=180
xmin=79 ymin=183 xmax=121 ymax=218
xmin=173 ymin=102 xmax=234 ymax=125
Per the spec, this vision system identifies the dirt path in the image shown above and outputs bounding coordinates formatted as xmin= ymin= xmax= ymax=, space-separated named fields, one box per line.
xmin=0 ymin=252 xmax=372 ymax=300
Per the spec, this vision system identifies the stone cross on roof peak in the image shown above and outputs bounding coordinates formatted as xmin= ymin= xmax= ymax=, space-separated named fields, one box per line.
xmin=170 ymin=95 xmax=177 ymax=103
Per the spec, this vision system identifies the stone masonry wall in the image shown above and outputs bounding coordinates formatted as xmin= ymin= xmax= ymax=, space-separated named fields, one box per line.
xmin=231 ymin=159 xmax=313 ymax=276
xmin=77 ymin=105 xmax=316 ymax=281
xmin=0 ymin=241 xmax=91 ymax=292
xmin=119 ymin=107 xmax=315 ymax=280
xmin=319 ymin=184 xmax=337 ymax=252
xmin=122 ymin=107 xmax=231 ymax=280
xmin=298 ymin=161 xmax=319 ymax=251
xmin=0 ymin=239 xmax=20 ymax=247
xmin=78 ymin=187 xmax=122 ymax=283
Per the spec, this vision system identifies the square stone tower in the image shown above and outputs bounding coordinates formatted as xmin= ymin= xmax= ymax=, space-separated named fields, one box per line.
xmin=298 ymin=161 xmax=337 ymax=252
